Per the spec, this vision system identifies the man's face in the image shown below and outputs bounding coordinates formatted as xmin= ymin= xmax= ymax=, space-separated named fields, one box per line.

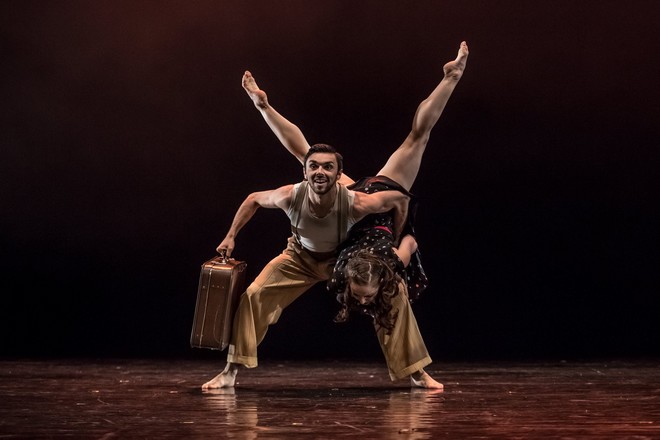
xmin=304 ymin=152 xmax=341 ymax=195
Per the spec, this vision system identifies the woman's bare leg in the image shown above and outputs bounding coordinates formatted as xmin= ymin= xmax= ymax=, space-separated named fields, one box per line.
xmin=242 ymin=71 xmax=311 ymax=165
xmin=243 ymin=71 xmax=355 ymax=185
xmin=377 ymin=41 xmax=469 ymax=191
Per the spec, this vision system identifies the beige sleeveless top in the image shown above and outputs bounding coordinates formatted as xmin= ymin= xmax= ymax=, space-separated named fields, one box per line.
xmin=286 ymin=182 xmax=357 ymax=253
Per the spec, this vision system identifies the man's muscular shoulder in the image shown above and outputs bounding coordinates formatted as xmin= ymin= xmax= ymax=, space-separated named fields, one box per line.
xmin=252 ymin=184 xmax=295 ymax=210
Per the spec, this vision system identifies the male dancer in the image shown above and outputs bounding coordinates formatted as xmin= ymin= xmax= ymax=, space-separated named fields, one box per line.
xmin=202 ymin=144 xmax=408 ymax=389
xmin=202 ymin=41 xmax=468 ymax=389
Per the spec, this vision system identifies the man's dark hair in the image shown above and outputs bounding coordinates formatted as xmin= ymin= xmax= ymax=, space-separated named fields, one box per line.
xmin=303 ymin=143 xmax=343 ymax=172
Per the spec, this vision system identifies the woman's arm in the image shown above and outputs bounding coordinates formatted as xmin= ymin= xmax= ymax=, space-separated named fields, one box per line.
xmin=393 ymin=235 xmax=418 ymax=267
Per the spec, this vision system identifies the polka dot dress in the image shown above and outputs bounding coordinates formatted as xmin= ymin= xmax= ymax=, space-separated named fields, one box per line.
xmin=327 ymin=176 xmax=429 ymax=303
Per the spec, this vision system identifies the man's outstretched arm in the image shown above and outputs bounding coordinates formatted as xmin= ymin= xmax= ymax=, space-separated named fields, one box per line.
xmin=217 ymin=184 xmax=293 ymax=256
xmin=352 ymin=190 xmax=410 ymax=242
xmin=352 ymin=191 xmax=410 ymax=222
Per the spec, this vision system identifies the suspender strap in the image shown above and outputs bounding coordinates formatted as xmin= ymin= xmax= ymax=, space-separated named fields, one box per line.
xmin=290 ymin=181 xmax=308 ymax=243
xmin=290 ymin=181 xmax=350 ymax=246
xmin=337 ymin=183 xmax=348 ymax=244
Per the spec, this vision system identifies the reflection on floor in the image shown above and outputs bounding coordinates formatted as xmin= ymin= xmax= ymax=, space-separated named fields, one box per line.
xmin=1 ymin=359 xmax=658 ymax=438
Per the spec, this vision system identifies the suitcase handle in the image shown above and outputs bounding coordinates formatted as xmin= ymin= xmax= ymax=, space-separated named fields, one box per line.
xmin=218 ymin=249 xmax=229 ymax=263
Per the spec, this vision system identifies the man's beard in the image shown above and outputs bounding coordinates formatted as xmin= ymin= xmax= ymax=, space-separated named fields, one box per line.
xmin=309 ymin=175 xmax=336 ymax=195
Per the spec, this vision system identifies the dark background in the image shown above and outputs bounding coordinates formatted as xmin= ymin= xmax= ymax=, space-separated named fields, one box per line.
xmin=2 ymin=1 xmax=658 ymax=362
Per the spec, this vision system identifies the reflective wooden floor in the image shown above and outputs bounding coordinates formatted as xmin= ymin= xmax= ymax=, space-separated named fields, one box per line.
xmin=1 ymin=359 xmax=659 ymax=438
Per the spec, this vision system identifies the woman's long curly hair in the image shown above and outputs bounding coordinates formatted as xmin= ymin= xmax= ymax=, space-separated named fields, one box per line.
xmin=334 ymin=249 xmax=400 ymax=333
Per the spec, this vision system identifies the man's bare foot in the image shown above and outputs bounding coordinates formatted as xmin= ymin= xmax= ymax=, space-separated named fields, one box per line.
xmin=443 ymin=41 xmax=469 ymax=81
xmin=201 ymin=363 xmax=238 ymax=390
xmin=410 ymin=370 xmax=444 ymax=390
xmin=242 ymin=71 xmax=269 ymax=109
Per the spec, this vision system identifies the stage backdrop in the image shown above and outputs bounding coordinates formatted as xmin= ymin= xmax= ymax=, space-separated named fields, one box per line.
xmin=1 ymin=1 xmax=658 ymax=360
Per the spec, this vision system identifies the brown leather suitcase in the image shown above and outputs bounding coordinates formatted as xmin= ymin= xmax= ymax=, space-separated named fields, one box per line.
xmin=190 ymin=253 xmax=247 ymax=350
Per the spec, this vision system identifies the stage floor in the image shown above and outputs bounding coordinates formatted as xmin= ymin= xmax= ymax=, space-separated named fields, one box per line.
xmin=1 ymin=359 xmax=658 ymax=438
